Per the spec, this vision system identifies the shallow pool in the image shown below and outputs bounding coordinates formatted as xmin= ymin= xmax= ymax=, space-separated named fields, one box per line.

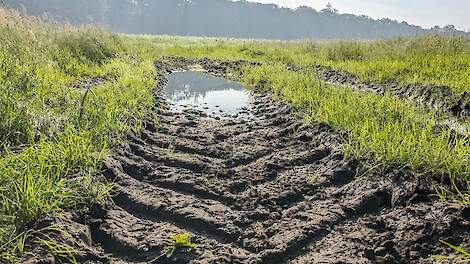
xmin=165 ymin=71 xmax=251 ymax=116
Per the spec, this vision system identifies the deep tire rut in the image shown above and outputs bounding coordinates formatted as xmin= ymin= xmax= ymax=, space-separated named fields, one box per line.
xmin=97 ymin=83 xmax=386 ymax=263
xmin=27 ymin=57 xmax=466 ymax=264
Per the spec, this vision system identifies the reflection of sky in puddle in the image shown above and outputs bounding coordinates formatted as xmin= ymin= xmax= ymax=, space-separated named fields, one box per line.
xmin=439 ymin=119 xmax=470 ymax=136
xmin=165 ymin=72 xmax=251 ymax=115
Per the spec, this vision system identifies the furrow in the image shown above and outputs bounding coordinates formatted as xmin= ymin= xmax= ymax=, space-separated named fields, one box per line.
xmin=259 ymin=189 xmax=392 ymax=263
xmin=106 ymin=169 xmax=244 ymax=245
xmin=140 ymin=130 xmax=231 ymax=159
xmin=92 ymin=208 xmax=259 ymax=264
xmin=127 ymin=142 xmax=210 ymax=173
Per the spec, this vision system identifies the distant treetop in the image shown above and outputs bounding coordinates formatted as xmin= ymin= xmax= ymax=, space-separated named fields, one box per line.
xmin=5 ymin=0 xmax=469 ymax=39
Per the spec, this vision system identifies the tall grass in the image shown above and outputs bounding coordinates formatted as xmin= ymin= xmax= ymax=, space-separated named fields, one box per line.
xmin=296 ymin=36 xmax=470 ymax=93
xmin=243 ymin=64 xmax=470 ymax=196
xmin=0 ymin=8 xmax=157 ymax=262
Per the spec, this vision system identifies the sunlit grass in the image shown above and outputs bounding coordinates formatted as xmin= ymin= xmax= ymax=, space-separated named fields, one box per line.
xmin=126 ymin=34 xmax=470 ymax=93
xmin=243 ymin=64 xmax=469 ymax=195
xmin=0 ymin=8 xmax=156 ymax=262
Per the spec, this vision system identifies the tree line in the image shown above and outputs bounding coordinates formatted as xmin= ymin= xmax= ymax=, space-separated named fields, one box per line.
xmin=5 ymin=0 xmax=468 ymax=39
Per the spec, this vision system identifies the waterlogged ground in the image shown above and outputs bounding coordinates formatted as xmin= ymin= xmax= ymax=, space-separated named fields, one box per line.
xmin=165 ymin=71 xmax=252 ymax=117
xmin=23 ymin=57 xmax=469 ymax=264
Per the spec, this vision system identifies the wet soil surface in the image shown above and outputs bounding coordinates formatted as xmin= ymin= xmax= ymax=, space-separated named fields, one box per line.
xmin=23 ymin=57 xmax=469 ymax=264
xmin=165 ymin=71 xmax=252 ymax=117
xmin=290 ymin=64 xmax=470 ymax=120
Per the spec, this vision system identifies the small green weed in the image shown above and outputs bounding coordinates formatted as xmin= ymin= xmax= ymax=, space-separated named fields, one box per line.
xmin=164 ymin=144 xmax=176 ymax=157
xmin=166 ymin=233 xmax=198 ymax=258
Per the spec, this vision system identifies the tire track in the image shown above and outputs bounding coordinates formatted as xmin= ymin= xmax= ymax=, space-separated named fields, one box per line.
xmin=78 ymin=57 xmax=469 ymax=264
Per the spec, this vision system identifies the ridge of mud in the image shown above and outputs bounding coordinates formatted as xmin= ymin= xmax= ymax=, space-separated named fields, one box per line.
xmin=22 ymin=57 xmax=469 ymax=264
xmin=290 ymin=64 xmax=470 ymax=120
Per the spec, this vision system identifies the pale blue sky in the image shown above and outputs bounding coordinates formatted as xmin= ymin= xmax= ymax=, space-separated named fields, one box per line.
xmin=248 ymin=0 xmax=470 ymax=31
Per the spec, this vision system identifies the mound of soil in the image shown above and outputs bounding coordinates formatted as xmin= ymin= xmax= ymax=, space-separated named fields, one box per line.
xmin=22 ymin=58 xmax=469 ymax=264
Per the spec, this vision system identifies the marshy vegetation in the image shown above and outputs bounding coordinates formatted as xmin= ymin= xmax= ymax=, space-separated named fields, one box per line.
xmin=145 ymin=35 xmax=470 ymax=93
xmin=0 ymin=6 xmax=469 ymax=263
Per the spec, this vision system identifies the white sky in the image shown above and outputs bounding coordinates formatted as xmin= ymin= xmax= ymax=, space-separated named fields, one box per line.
xmin=247 ymin=0 xmax=470 ymax=31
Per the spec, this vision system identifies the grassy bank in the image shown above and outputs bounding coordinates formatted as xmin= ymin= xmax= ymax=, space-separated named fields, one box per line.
xmin=0 ymin=9 xmax=157 ymax=262
xmin=242 ymin=64 xmax=469 ymax=200
xmin=269 ymin=36 xmax=470 ymax=93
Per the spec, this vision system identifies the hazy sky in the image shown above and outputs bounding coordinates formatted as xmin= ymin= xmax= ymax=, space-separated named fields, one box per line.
xmin=248 ymin=0 xmax=470 ymax=31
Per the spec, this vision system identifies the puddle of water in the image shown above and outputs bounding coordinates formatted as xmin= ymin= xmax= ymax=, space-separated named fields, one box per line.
xmin=439 ymin=119 xmax=470 ymax=136
xmin=165 ymin=71 xmax=251 ymax=116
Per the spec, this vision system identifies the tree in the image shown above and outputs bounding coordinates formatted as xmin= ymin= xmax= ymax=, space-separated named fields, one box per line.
xmin=5 ymin=0 xmax=468 ymax=39
xmin=444 ymin=25 xmax=456 ymax=32
xmin=322 ymin=2 xmax=337 ymax=13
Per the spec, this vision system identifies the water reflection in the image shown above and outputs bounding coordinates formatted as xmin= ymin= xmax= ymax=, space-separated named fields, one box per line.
xmin=165 ymin=71 xmax=251 ymax=115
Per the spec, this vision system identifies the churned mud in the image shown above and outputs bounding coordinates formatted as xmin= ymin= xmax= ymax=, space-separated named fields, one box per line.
xmin=23 ymin=57 xmax=469 ymax=264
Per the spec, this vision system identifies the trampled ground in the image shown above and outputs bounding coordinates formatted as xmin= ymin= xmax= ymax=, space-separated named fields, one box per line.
xmin=21 ymin=58 xmax=469 ymax=264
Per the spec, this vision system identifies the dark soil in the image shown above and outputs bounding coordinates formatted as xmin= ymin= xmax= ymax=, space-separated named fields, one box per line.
xmin=290 ymin=64 xmax=470 ymax=120
xmin=22 ymin=57 xmax=469 ymax=264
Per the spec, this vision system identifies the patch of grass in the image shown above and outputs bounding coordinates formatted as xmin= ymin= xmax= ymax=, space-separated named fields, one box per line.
xmin=248 ymin=35 xmax=470 ymax=93
xmin=243 ymin=64 xmax=470 ymax=201
xmin=166 ymin=233 xmax=198 ymax=258
xmin=0 ymin=8 xmax=157 ymax=262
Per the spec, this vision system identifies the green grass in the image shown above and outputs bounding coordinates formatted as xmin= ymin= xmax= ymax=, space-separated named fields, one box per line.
xmin=290 ymin=36 xmax=470 ymax=93
xmin=242 ymin=64 xmax=469 ymax=198
xmin=0 ymin=8 xmax=157 ymax=262
xmin=127 ymin=34 xmax=470 ymax=93
xmin=431 ymin=240 xmax=470 ymax=263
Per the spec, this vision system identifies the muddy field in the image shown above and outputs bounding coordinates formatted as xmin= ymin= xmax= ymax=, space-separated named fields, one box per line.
xmin=23 ymin=58 xmax=469 ymax=264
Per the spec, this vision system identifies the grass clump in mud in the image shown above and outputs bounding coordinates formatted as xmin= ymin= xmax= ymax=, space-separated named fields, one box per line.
xmin=243 ymin=64 xmax=470 ymax=201
xmin=0 ymin=8 xmax=156 ymax=262
xmin=166 ymin=233 xmax=198 ymax=258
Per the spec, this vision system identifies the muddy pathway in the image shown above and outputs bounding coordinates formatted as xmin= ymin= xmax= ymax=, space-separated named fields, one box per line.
xmin=23 ymin=57 xmax=469 ymax=264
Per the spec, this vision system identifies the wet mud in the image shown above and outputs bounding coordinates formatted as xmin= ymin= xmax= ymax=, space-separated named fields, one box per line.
xmin=22 ymin=57 xmax=469 ymax=264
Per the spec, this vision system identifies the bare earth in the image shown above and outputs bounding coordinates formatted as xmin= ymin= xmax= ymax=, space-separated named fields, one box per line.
xmin=23 ymin=58 xmax=469 ymax=264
